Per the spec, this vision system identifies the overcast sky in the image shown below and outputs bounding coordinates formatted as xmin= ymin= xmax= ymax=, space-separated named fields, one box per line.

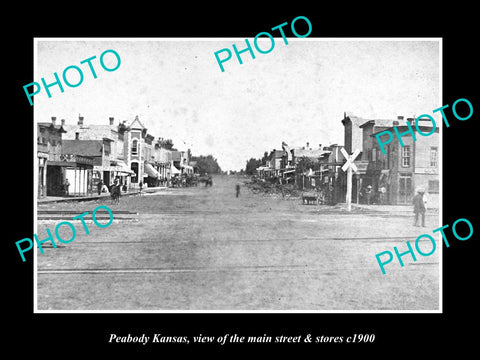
xmin=34 ymin=38 xmax=440 ymax=171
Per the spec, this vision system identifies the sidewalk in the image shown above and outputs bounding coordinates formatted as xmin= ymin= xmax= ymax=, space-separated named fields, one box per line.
xmin=351 ymin=203 xmax=439 ymax=215
xmin=37 ymin=186 xmax=169 ymax=204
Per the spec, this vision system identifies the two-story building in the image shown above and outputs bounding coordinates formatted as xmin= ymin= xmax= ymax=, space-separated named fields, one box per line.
xmin=120 ymin=115 xmax=160 ymax=188
xmin=63 ymin=116 xmax=134 ymax=190
xmin=153 ymin=142 xmax=172 ymax=184
xmin=318 ymin=143 xmax=346 ymax=202
xmin=342 ymin=112 xmax=440 ymax=206
xmin=370 ymin=118 xmax=439 ymax=206
xmin=179 ymin=150 xmax=194 ymax=176
xmin=37 ymin=117 xmax=67 ymax=196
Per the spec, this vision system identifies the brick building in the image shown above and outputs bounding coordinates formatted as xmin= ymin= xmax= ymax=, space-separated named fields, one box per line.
xmin=369 ymin=118 xmax=439 ymax=206
xmin=342 ymin=113 xmax=439 ymax=206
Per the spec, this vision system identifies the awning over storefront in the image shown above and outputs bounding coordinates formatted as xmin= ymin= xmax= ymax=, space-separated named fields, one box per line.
xmin=116 ymin=160 xmax=135 ymax=175
xmin=145 ymin=163 xmax=161 ymax=178
xmin=170 ymin=161 xmax=181 ymax=174
xmin=94 ymin=160 xmax=135 ymax=175
xmin=181 ymin=164 xmax=194 ymax=171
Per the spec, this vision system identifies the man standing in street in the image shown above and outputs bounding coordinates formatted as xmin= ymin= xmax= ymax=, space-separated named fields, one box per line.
xmin=97 ymin=179 xmax=103 ymax=195
xmin=64 ymin=179 xmax=70 ymax=196
xmin=413 ymin=188 xmax=426 ymax=227
xmin=235 ymin=183 xmax=241 ymax=198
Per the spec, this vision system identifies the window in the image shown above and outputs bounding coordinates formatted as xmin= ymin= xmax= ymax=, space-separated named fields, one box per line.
xmin=430 ymin=147 xmax=438 ymax=167
xmin=401 ymin=146 xmax=411 ymax=167
xmin=428 ymin=180 xmax=439 ymax=193
xmin=104 ymin=142 xmax=111 ymax=156
xmin=131 ymin=139 xmax=138 ymax=155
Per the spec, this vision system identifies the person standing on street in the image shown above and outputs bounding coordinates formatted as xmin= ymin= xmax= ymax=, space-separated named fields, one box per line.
xmin=97 ymin=179 xmax=103 ymax=195
xmin=413 ymin=189 xmax=426 ymax=227
xmin=365 ymin=185 xmax=373 ymax=205
xmin=64 ymin=179 xmax=70 ymax=196
xmin=235 ymin=183 xmax=240 ymax=198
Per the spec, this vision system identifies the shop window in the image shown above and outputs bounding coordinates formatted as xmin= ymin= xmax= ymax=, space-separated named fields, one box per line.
xmin=428 ymin=180 xmax=439 ymax=193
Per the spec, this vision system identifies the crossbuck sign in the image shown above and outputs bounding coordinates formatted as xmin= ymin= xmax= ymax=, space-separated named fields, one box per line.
xmin=340 ymin=148 xmax=360 ymax=212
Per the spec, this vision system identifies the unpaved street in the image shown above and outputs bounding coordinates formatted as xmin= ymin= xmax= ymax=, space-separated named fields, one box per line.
xmin=36 ymin=175 xmax=439 ymax=311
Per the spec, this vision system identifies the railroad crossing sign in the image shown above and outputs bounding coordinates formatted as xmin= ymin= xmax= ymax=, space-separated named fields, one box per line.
xmin=341 ymin=148 xmax=360 ymax=173
xmin=340 ymin=148 xmax=361 ymax=212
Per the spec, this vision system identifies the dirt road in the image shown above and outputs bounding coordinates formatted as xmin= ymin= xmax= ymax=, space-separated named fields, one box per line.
xmin=36 ymin=175 xmax=439 ymax=311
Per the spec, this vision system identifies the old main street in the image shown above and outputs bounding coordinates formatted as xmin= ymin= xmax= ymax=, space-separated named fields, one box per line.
xmin=36 ymin=175 xmax=439 ymax=311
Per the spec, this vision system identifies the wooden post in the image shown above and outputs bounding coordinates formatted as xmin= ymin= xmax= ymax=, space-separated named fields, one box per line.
xmin=340 ymin=148 xmax=360 ymax=212
xmin=357 ymin=177 xmax=362 ymax=204
xmin=346 ymin=166 xmax=352 ymax=212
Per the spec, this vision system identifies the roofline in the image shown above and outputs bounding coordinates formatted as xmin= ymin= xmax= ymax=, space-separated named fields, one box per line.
xmin=371 ymin=125 xmax=439 ymax=136
xmin=37 ymin=123 xmax=67 ymax=133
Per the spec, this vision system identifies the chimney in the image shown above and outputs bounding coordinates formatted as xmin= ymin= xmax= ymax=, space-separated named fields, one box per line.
xmin=109 ymin=117 xmax=114 ymax=125
xmin=78 ymin=115 xmax=84 ymax=126
xmin=397 ymin=115 xmax=404 ymax=121
xmin=51 ymin=116 xmax=56 ymax=126
xmin=61 ymin=119 xmax=65 ymax=126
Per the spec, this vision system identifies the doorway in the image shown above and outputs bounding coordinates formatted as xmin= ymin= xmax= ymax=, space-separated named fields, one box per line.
xmin=398 ymin=173 xmax=412 ymax=204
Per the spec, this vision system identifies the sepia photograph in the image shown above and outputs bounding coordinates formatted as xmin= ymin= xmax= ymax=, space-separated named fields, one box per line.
xmin=33 ymin=38 xmax=442 ymax=312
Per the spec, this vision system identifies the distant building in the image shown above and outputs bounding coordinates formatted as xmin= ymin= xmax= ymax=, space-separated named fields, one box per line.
xmin=154 ymin=141 xmax=173 ymax=182
xmin=318 ymin=144 xmax=346 ymax=202
xmin=341 ymin=112 xmax=367 ymax=154
xmin=270 ymin=149 xmax=285 ymax=177
xmin=171 ymin=150 xmax=182 ymax=176
xmin=180 ymin=150 xmax=194 ymax=175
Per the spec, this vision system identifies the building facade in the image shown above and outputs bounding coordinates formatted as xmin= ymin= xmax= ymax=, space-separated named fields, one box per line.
xmin=63 ymin=115 xmax=134 ymax=190
xmin=37 ymin=117 xmax=67 ymax=196
xmin=342 ymin=113 xmax=439 ymax=206
xmin=370 ymin=118 xmax=439 ymax=206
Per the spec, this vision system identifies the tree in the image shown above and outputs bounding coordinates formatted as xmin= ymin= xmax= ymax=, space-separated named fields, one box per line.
xmin=295 ymin=156 xmax=316 ymax=174
xmin=191 ymin=154 xmax=222 ymax=174
xmin=156 ymin=137 xmax=176 ymax=150
xmin=245 ymin=157 xmax=262 ymax=175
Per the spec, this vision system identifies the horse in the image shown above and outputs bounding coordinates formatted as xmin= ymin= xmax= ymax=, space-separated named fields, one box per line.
xmin=110 ymin=184 xmax=121 ymax=204
xmin=205 ymin=177 xmax=213 ymax=187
